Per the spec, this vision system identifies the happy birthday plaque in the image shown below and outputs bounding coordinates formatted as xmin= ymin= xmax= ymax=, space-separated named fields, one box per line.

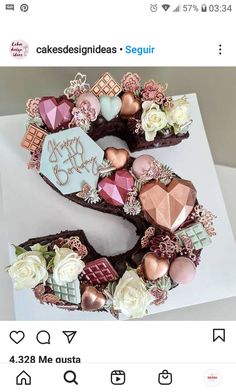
xmin=40 ymin=127 xmax=104 ymax=195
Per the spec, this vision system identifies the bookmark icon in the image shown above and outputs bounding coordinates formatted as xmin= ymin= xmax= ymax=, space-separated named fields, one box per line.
xmin=213 ymin=329 xmax=225 ymax=342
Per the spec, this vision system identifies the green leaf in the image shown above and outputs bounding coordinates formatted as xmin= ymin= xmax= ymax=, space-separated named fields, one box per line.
xmin=40 ymin=244 xmax=49 ymax=252
xmin=30 ymin=243 xmax=49 ymax=253
xmin=43 ymin=251 xmax=55 ymax=257
xmin=135 ymin=179 xmax=145 ymax=193
xmin=161 ymin=163 xmax=173 ymax=173
xmin=40 ymin=250 xmax=56 ymax=269
xmin=145 ymin=281 xmax=154 ymax=290
xmin=109 ymin=306 xmax=120 ymax=320
xmin=13 ymin=245 xmax=27 ymax=256
xmin=173 ymin=124 xmax=181 ymax=135
xmin=126 ymin=265 xmax=134 ymax=272
xmin=47 ymin=257 xmax=55 ymax=271
xmin=107 ymin=281 xmax=118 ymax=297
xmin=156 ymin=276 xmax=172 ymax=291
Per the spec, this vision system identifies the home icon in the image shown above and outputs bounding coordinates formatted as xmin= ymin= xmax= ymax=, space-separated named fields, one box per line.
xmin=16 ymin=370 xmax=31 ymax=385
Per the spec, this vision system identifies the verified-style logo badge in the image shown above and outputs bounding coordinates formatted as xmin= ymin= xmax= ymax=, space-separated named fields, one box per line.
xmin=9 ymin=40 xmax=29 ymax=59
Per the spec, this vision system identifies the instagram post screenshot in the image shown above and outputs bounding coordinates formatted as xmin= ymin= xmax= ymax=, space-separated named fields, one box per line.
xmin=0 ymin=0 xmax=236 ymax=390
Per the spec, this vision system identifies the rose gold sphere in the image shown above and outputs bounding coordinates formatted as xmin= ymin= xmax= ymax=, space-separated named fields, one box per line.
xmin=142 ymin=252 xmax=169 ymax=281
xmin=132 ymin=154 xmax=155 ymax=179
xmin=169 ymin=257 xmax=196 ymax=284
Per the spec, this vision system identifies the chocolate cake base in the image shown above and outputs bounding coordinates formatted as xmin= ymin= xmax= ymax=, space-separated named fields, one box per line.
xmin=89 ymin=117 xmax=189 ymax=152
xmin=20 ymin=228 xmax=179 ymax=313
xmin=28 ymin=162 xmax=201 ymax=313
xmin=20 ymin=229 xmax=144 ymax=278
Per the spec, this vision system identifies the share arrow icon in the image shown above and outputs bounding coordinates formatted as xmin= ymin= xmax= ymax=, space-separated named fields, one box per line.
xmin=62 ymin=331 xmax=77 ymax=344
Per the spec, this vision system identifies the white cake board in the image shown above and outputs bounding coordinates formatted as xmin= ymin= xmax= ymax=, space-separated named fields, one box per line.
xmin=0 ymin=93 xmax=236 ymax=320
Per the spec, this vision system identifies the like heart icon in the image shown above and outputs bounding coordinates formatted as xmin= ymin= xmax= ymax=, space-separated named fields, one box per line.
xmin=9 ymin=330 xmax=25 ymax=344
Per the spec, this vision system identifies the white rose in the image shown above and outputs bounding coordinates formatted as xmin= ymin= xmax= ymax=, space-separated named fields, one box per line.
xmin=141 ymin=101 xmax=168 ymax=141
xmin=165 ymin=96 xmax=191 ymax=132
xmin=53 ymin=246 xmax=85 ymax=285
xmin=8 ymin=251 xmax=48 ymax=290
xmin=113 ymin=270 xmax=154 ymax=319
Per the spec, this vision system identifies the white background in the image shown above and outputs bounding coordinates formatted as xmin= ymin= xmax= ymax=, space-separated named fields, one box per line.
xmin=0 ymin=94 xmax=235 ymax=320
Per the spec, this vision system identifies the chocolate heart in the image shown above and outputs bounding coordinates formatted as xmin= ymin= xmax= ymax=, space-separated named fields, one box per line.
xmin=140 ymin=178 xmax=197 ymax=232
xmin=120 ymin=92 xmax=141 ymax=117
xmin=142 ymin=252 xmax=169 ymax=280
xmin=81 ymin=286 xmax=106 ymax=311
xmin=38 ymin=95 xmax=74 ymax=132
xmin=105 ymin=147 xmax=129 ymax=169
xmin=98 ymin=170 xmax=134 ymax=206
xmin=99 ymin=95 xmax=122 ymax=121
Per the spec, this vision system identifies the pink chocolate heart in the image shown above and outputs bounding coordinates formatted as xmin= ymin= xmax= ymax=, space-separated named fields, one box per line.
xmin=98 ymin=170 xmax=134 ymax=206
xmin=38 ymin=95 xmax=74 ymax=132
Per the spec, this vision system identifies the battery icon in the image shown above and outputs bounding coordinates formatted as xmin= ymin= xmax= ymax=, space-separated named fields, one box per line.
xmin=201 ymin=4 xmax=207 ymax=12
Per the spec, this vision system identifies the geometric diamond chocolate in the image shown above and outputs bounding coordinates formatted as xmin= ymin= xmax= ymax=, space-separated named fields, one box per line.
xmin=21 ymin=124 xmax=47 ymax=152
xmin=176 ymin=222 xmax=212 ymax=250
xmin=98 ymin=170 xmax=134 ymax=206
xmin=47 ymin=274 xmax=81 ymax=304
xmin=90 ymin=72 xmax=122 ymax=97
xmin=38 ymin=96 xmax=74 ymax=132
xmin=80 ymin=257 xmax=118 ymax=285
xmin=140 ymin=178 xmax=197 ymax=232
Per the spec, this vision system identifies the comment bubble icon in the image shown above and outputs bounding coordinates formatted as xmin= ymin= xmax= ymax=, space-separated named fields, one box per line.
xmin=36 ymin=330 xmax=51 ymax=345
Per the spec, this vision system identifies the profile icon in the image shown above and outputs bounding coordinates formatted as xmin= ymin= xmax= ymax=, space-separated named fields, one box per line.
xmin=9 ymin=40 xmax=29 ymax=59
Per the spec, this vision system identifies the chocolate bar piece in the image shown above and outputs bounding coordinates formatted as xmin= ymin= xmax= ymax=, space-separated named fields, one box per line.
xmin=90 ymin=72 xmax=121 ymax=97
xmin=21 ymin=124 xmax=47 ymax=152
xmin=47 ymin=274 xmax=81 ymax=304
xmin=80 ymin=257 xmax=119 ymax=285
xmin=176 ymin=222 xmax=212 ymax=250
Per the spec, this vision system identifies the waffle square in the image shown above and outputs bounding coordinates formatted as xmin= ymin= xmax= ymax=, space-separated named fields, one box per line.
xmin=80 ymin=257 xmax=119 ymax=285
xmin=176 ymin=222 xmax=212 ymax=250
xmin=47 ymin=275 xmax=81 ymax=304
xmin=90 ymin=72 xmax=122 ymax=97
xmin=21 ymin=124 xmax=47 ymax=152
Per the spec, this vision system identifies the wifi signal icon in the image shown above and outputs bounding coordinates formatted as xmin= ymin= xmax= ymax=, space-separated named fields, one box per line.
xmin=162 ymin=4 xmax=170 ymax=11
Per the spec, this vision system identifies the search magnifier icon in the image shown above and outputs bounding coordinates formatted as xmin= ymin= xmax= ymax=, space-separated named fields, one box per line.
xmin=64 ymin=370 xmax=78 ymax=385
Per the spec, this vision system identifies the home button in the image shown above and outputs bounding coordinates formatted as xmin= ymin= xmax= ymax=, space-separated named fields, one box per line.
xmin=16 ymin=371 xmax=31 ymax=385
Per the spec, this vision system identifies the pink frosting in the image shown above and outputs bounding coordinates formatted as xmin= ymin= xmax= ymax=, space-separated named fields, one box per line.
xmin=132 ymin=154 xmax=154 ymax=179
xmin=76 ymin=92 xmax=100 ymax=116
